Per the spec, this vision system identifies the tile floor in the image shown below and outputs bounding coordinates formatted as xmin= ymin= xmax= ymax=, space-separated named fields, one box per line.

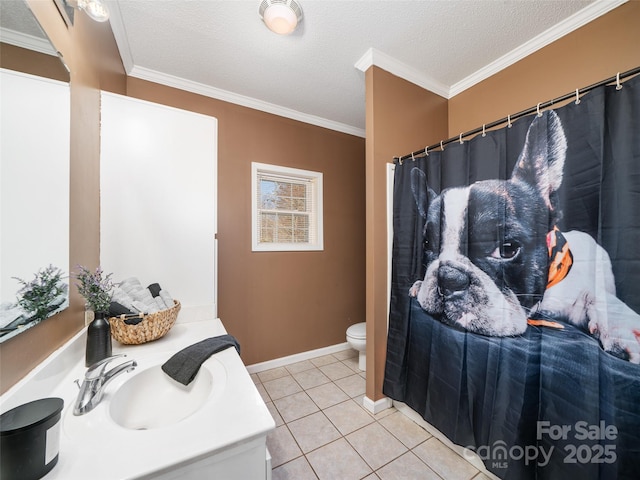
xmin=252 ymin=349 xmax=492 ymax=480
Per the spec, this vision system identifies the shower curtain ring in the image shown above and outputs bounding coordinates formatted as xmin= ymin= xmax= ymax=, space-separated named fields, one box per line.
xmin=425 ymin=146 xmax=429 ymax=157
xmin=440 ymin=140 xmax=444 ymax=151
xmin=616 ymin=72 xmax=622 ymax=90
xmin=575 ymin=88 xmax=581 ymax=105
xmin=482 ymin=124 xmax=486 ymax=137
xmin=459 ymin=133 xmax=464 ymax=144
xmin=412 ymin=152 xmax=416 ymax=162
xmin=507 ymin=115 xmax=512 ymax=128
xmin=536 ymin=103 xmax=542 ymax=117
xmin=398 ymin=156 xmax=403 ymax=165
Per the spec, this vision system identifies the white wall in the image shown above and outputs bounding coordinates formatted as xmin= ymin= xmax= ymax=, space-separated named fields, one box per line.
xmin=100 ymin=92 xmax=217 ymax=315
xmin=0 ymin=69 xmax=70 ymax=302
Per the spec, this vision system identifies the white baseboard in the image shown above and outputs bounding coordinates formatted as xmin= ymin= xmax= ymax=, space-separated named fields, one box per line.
xmin=246 ymin=342 xmax=351 ymax=374
xmin=362 ymin=395 xmax=393 ymax=414
xmin=393 ymin=401 xmax=500 ymax=480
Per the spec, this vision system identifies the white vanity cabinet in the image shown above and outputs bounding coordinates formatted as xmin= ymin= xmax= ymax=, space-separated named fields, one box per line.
xmin=100 ymin=92 xmax=218 ymax=318
xmin=1 ymin=317 xmax=275 ymax=480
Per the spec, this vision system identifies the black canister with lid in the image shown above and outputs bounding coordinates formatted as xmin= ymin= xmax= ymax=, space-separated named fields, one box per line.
xmin=0 ymin=397 xmax=64 ymax=480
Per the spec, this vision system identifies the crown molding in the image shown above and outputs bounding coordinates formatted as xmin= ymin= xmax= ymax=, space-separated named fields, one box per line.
xmin=107 ymin=0 xmax=363 ymax=136
xmin=108 ymin=0 xmax=623 ymax=135
xmin=0 ymin=28 xmax=57 ymax=56
xmin=105 ymin=0 xmax=134 ymax=73
xmin=129 ymin=66 xmax=366 ymax=138
xmin=356 ymin=1 xmax=626 ymax=99
xmin=108 ymin=0 xmax=363 ymax=137
xmin=355 ymin=48 xmax=449 ymax=98
xmin=448 ymin=0 xmax=627 ymax=97
xmin=353 ymin=47 xmax=374 ymax=72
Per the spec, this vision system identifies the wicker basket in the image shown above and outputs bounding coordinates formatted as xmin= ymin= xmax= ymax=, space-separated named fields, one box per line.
xmin=109 ymin=300 xmax=181 ymax=345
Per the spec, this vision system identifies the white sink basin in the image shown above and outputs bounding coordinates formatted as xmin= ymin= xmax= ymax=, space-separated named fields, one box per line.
xmin=109 ymin=364 xmax=216 ymax=430
xmin=63 ymin=352 xmax=228 ymax=438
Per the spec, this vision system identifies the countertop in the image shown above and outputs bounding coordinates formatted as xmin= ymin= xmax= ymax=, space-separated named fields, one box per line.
xmin=1 ymin=315 xmax=274 ymax=479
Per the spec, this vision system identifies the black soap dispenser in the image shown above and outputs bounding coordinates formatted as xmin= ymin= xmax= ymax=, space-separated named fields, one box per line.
xmin=86 ymin=312 xmax=112 ymax=366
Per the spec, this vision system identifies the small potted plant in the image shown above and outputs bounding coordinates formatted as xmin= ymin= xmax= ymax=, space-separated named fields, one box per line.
xmin=74 ymin=265 xmax=114 ymax=366
xmin=13 ymin=265 xmax=67 ymax=323
xmin=74 ymin=265 xmax=114 ymax=316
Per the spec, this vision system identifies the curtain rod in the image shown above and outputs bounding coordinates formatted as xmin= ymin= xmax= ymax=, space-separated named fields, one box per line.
xmin=396 ymin=66 xmax=640 ymax=164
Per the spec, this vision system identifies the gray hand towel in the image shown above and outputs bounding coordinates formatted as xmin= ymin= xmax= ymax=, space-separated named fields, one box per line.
xmin=147 ymin=283 xmax=162 ymax=297
xmin=161 ymin=335 xmax=240 ymax=385
xmin=109 ymin=301 xmax=135 ymax=317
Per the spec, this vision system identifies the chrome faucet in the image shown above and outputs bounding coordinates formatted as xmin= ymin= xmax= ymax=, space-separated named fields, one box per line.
xmin=73 ymin=354 xmax=137 ymax=416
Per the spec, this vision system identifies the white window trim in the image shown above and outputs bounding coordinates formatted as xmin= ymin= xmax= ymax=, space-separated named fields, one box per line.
xmin=252 ymin=162 xmax=324 ymax=252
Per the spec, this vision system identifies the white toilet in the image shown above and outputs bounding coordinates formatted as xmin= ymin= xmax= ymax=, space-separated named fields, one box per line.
xmin=346 ymin=322 xmax=367 ymax=371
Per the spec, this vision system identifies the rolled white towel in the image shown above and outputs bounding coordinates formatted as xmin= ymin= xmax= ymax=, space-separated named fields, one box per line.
xmin=112 ymin=286 xmax=123 ymax=297
xmin=142 ymin=296 xmax=159 ymax=313
xmin=119 ymin=277 xmax=142 ymax=289
xmin=111 ymin=288 xmax=135 ymax=311
xmin=118 ymin=278 xmax=143 ymax=296
xmin=127 ymin=285 xmax=143 ymax=298
xmin=155 ymin=297 xmax=166 ymax=311
xmin=131 ymin=300 xmax=149 ymax=314
xmin=129 ymin=285 xmax=156 ymax=306
xmin=159 ymin=290 xmax=174 ymax=309
xmin=119 ymin=283 xmax=138 ymax=296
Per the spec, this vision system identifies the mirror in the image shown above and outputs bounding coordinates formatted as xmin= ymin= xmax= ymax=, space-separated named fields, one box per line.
xmin=0 ymin=0 xmax=71 ymax=342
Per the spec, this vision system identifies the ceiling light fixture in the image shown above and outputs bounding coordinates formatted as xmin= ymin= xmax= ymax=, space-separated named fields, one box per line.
xmin=67 ymin=0 xmax=110 ymax=23
xmin=259 ymin=0 xmax=303 ymax=35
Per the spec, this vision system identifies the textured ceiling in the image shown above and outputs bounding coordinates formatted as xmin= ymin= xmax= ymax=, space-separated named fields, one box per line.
xmin=0 ymin=0 xmax=54 ymax=54
xmin=3 ymin=0 xmax=624 ymax=136
xmin=109 ymin=0 xmax=622 ymax=136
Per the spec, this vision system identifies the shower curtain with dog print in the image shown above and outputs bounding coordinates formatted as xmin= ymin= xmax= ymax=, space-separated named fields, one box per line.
xmin=383 ymin=73 xmax=640 ymax=480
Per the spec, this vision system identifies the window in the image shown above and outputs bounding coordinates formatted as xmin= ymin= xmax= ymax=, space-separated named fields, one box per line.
xmin=252 ymin=162 xmax=323 ymax=251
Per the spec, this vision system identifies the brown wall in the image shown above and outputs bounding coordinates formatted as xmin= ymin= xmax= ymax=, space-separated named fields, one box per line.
xmin=365 ymin=67 xmax=448 ymax=400
xmin=125 ymin=78 xmax=366 ymax=365
xmin=0 ymin=1 xmax=125 ymax=395
xmin=448 ymin=1 xmax=640 ymax=136
xmin=0 ymin=43 xmax=69 ymax=82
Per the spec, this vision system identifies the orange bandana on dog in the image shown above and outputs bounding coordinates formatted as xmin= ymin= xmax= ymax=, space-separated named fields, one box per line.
xmin=527 ymin=227 xmax=573 ymax=329
xmin=546 ymin=226 xmax=573 ymax=289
